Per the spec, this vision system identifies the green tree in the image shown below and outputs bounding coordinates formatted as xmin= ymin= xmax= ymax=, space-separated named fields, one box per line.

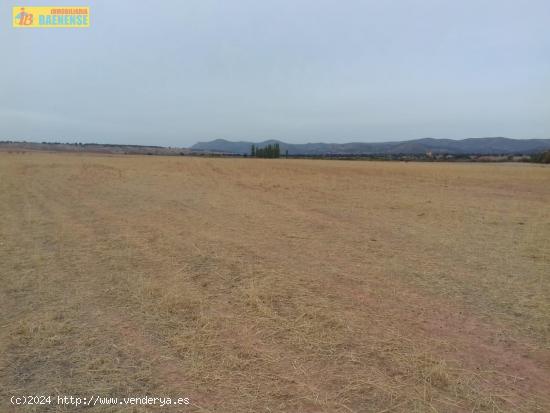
xmin=253 ymin=144 xmax=282 ymax=158
xmin=532 ymin=150 xmax=550 ymax=164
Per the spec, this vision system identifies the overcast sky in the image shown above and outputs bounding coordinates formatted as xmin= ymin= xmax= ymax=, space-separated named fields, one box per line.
xmin=1 ymin=0 xmax=549 ymax=146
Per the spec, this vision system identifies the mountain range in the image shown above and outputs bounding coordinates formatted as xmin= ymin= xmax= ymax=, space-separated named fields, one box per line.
xmin=191 ymin=137 xmax=550 ymax=156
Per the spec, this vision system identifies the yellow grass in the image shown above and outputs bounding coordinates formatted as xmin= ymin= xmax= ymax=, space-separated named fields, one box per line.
xmin=0 ymin=152 xmax=549 ymax=412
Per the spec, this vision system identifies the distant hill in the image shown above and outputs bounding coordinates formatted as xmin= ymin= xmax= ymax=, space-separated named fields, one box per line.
xmin=0 ymin=141 xmax=190 ymax=156
xmin=192 ymin=138 xmax=550 ymax=156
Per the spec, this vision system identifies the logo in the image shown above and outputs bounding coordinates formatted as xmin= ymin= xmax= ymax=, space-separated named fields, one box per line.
xmin=12 ymin=6 xmax=90 ymax=28
xmin=14 ymin=7 xmax=33 ymax=25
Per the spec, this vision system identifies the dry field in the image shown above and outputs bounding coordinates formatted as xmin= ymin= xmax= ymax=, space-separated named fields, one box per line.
xmin=1 ymin=152 xmax=549 ymax=412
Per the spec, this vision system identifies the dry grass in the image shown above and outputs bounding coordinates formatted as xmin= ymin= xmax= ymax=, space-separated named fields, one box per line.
xmin=0 ymin=152 xmax=549 ymax=412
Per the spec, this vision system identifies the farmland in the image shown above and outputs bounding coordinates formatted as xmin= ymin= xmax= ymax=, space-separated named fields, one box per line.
xmin=0 ymin=152 xmax=549 ymax=412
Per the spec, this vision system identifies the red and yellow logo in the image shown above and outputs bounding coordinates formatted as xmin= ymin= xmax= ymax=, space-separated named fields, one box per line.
xmin=13 ymin=6 xmax=90 ymax=28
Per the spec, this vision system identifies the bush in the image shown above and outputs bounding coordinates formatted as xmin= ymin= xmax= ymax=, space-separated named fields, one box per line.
xmin=531 ymin=151 xmax=550 ymax=164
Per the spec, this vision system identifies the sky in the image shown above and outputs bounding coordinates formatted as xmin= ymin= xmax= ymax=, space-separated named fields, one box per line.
xmin=1 ymin=0 xmax=549 ymax=147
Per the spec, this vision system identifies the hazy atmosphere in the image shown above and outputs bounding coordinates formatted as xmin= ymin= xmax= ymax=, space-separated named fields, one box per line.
xmin=2 ymin=0 xmax=549 ymax=146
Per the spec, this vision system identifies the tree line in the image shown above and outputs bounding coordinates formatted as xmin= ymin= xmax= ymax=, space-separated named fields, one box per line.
xmin=251 ymin=143 xmax=281 ymax=158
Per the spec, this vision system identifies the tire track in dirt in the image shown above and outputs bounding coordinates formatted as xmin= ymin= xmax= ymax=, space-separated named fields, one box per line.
xmin=30 ymin=173 xmax=215 ymax=411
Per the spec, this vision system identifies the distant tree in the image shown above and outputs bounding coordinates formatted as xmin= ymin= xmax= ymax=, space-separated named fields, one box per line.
xmin=531 ymin=150 xmax=550 ymax=164
xmin=253 ymin=144 xmax=280 ymax=158
xmin=251 ymin=144 xmax=256 ymax=157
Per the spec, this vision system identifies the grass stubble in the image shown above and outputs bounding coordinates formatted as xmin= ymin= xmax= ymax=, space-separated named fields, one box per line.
xmin=0 ymin=152 xmax=549 ymax=412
